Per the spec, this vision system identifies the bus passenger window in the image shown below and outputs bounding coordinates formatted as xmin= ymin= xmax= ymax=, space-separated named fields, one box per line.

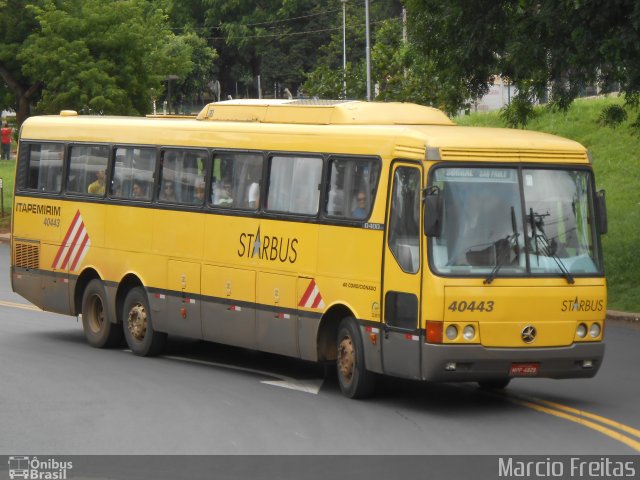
xmin=67 ymin=145 xmax=109 ymax=196
xmin=325 ymin=156 xmax=380 ymax=220
xmin=25 ymin=143 xmax=64 ymax=193
xmin=267 ymin=155 xmax=322 ymax=215
xmin=158 ymin=149 xmax=207 ymax=205
xmin=211 ymin=152 xmax=263 ymax=209
xmin=111 ymin=147 xmax=156 ymax=201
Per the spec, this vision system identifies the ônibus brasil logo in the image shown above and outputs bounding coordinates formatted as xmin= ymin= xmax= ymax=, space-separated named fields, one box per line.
xmin=8 ymin=456 xmax=73 ymax=480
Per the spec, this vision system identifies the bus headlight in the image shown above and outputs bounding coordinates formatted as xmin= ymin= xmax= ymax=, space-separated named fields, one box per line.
xmin=576 ymin=323 xmax=588 ymax=339
xmin=445 ymin=325 xmax=458 ymax=340
xmin=589 ymin=323 xmax=601 ymax=338
xmin=463 ymin=325 xmax=476 ymax=341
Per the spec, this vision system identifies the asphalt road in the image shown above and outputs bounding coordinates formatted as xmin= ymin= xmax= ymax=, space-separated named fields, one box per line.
xmin=1 ymin=242 xmax=639 ymax=456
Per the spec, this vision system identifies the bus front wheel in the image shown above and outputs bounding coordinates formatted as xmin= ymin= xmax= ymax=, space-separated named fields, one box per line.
xmin=122 ymin=287 xmax=166 ymax=356
xmin=336 ymin=317 xmax=375 ymax=399
xmin=81 ymin=279 xmax=123 ymax=348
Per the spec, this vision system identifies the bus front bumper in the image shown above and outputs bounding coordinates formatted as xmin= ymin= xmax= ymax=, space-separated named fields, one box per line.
xmin=421 ymin=342 xmax=604 ymax=382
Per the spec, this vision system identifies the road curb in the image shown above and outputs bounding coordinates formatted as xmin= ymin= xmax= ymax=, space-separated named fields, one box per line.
xmin=0 ymin=232 xmax=9 ymax=244
xmin=606 ymin=309 xmax=640 ymax=324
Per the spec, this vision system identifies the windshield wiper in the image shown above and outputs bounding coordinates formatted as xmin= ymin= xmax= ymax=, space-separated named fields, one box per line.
xmin=529 ymin=208 xmax=575 ymax=284
xmin=484 ymin=206 xmax=520 ymax=285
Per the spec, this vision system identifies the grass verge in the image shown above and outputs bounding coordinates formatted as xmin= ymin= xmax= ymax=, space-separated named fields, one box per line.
xmin=0 ymin=159 xmax=15 ymax=233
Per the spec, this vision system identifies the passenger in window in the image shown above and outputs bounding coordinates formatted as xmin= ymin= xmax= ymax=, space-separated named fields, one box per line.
xmin=194 ymin=179 xmax=206 ymax=204
xmin=110 ymin=179 xmax=122 ymax=197
xmin=132 ymin=181 xmax=146 ymax=199
xmin=213 ymin=181 xmax=233 ymax=206
xmin=88 ymin=169 xmax=106 ymax=195
xmin=161 ymin=181 xmax=177 ymax=202
xmin=351 ymin=191 xmax=368 ymax=219
xmin=247 ymin=181 xmax=260 ymax=209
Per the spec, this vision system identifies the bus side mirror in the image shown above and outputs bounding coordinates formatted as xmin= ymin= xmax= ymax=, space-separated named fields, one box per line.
xmin=424 ymin=188 xmax=443 ymax=237
xmin=595 ymin=189 xmax=608 ymax=235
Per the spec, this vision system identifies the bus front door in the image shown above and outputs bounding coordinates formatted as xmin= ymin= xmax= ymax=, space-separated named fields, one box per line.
xmin=382 ymin=163 xmax=422 ymax=379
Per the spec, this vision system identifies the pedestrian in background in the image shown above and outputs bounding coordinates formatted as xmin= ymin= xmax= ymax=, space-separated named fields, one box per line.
xmin=1 ymin=121 xmax=12 ymax=160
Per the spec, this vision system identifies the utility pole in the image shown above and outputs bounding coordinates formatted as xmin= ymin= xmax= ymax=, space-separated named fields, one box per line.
xmin=365 ymin=0 xmax=371 ymax=101
xmin=341 ymin=0 xmax=348 ymax=99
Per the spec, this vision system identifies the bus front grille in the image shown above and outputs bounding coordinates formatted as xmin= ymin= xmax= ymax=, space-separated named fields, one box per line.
xmin=14 ymin=241 xmax=40 ymax=270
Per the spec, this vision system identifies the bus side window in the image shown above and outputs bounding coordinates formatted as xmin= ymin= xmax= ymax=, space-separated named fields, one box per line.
xmin=25 ymin=143 xmax=64 ymax=193
xmin=267 ymin=155 xmax=322 ymax=215
xmin=67 ymin=145 xmax=109 ymax=196
xmin=111 ymin=147 xmax=156 ymax=201
xmin=159 ymin=149 xmax=207 ymax=205
xmin=325 ymin=156 xmax=380 ymax=220
xmin=211 ymin=152 xmax=263 ymax=209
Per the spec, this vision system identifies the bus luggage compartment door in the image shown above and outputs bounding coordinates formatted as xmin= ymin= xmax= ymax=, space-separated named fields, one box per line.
xmin=256 ymin=272 xmax=299 ymax=358
xmin=164 ymin=260 xmax=202 ymax=339
xmin=201 ymin=265 xmax=256 ymax=350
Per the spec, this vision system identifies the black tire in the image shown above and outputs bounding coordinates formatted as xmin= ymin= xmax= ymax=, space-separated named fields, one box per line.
xmin=122 ymin=286 xmax=166 ymax=356
xmin=336 ymin=317 xmax=375 ymax=399
xmin=478 ymin=378 xmax=511 ymax=390
xmin=81 ymin=278 xmax=123 ymax=348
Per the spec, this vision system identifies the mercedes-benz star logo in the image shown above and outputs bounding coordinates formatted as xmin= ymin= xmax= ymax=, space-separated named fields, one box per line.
xmin=521 ymin=325 xmax=537 ymax=344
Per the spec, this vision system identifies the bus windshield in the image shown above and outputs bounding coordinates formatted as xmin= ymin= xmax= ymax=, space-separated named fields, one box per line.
xmin=429 ymin=166 xmax=602 ymax=278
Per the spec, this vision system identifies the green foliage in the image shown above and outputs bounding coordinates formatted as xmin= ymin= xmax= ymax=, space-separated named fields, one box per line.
xmin=500 ymin=92 xmax=537 ymax=129
xmin=0 ymin=159 xmax=15 ymax=231
xmin=404 ymin=0 xmax=640 ymax=116
xmin=303 ymin=1 xmax=403 ymax=100
xmin=201 ymin=0 xmax=349 ymax=99
xmin=18 ymin=0 xmax=195 ymax=115
xmin=458 ymin=97 xmax=640 ymax=312
xmin=0 ymin=0 xmax=216 ymax=122
xmin=598 ymin=104 xmax=628 ymax=129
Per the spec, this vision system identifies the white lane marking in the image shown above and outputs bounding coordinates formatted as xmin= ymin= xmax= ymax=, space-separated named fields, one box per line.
xmin=155 ymin=353 xmax=324 ymax=395
xmin=260 ymin=379 xmax=324 ymax=395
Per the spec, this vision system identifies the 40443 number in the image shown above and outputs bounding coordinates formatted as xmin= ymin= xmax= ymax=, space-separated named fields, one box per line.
xmin=43 ymin=217 xmax=60 ymax=228
xmin=448 ymin=300 xmax=494 ymax=313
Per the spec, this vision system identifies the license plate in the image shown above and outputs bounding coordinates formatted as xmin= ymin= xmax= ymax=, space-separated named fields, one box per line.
xmin=509 ymin=363 xmax=540 ymax=377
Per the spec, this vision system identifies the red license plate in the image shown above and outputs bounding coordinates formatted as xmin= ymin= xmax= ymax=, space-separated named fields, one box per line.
xmin=509 ymin=363 xmax=540 ymax=377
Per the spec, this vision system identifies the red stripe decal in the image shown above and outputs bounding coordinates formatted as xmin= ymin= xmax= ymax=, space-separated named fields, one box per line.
xmin=298 ymin=279 xmax=316 ymax=307
xmin=69 ymin=233 xmax=90 ymax=271
xmin=60 ymin=221 xmax=85 ymax=270
xmin=52 ymin=210 xmax=81 ymax=267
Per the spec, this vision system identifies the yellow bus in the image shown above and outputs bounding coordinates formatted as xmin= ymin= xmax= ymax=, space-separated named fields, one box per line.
xmin=11 ymin=100 xmax=608 ymax=398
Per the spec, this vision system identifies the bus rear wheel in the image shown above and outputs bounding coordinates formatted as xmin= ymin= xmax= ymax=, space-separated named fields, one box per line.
xmin=122 ymin=287 xmax=166 ymax=356
xmin=81 ymin=279 xmax=123 ymax=348
xmin=336 ymin=317 xmax=375 ymax=399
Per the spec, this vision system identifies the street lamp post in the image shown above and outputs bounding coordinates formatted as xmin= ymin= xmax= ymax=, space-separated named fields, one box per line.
xmin=341 ymin=0 xmax=348 ymax=99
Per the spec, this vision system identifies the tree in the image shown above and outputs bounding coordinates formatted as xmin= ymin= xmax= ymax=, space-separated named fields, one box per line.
xmin=201 ymin=0 xmax=337 ymax=99
xmin=0 ymin=0 xmax=213 ymax=124
xmin=304 ymin=0 xmax=403 ymax=100
xmin=405 ymin=0 xmax=640 ymax=122
xmin=0 ymin=0 xmax=43 ymax=124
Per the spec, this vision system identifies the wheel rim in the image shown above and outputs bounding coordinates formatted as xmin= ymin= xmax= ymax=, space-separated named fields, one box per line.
xmin=127 ymin=303 xmax=147 ymax=342
xmin=338 ymin=333 xmax=355 ymax=384
xmin=87 ymin=293 xmax=105 ymax=334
